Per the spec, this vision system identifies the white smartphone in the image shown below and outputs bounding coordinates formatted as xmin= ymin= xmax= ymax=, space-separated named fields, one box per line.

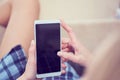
xmin=34 ymin=20 xmax=61 ymax=78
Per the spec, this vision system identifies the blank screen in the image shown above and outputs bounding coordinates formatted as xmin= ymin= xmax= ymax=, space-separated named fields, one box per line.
xmin=36 ymin=23 xmax=61 ymax=74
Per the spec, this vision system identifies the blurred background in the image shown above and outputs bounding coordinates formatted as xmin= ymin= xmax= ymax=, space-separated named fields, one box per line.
xmin=0 ymin=0 xmax=120 ymax=52
xmin=40 ymin=0 xmax=119 ymax=20
xmin=40 ymin=0 xmax=120 ymax=52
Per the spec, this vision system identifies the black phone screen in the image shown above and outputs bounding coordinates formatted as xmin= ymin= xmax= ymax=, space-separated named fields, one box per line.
xmin=35 ymin=23 xmax=61 ymax=74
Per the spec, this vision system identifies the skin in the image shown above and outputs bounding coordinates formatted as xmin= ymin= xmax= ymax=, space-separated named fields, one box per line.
xmin=0 ymin=0 xmax=93 ymax=79
xmin=18 ymin=40 xmax=66 ymax=80
xmin=0 ymin=0 xmax=39 ymax=59
xmin=58 ymin=20 xmax=93 ymax=68
xmin=18 ymin=20 xmax=93 ymax=79
xmin=0 ymin=0 xmax=12 ymax=26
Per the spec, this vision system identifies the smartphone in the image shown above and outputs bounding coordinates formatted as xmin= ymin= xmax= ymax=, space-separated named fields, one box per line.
xmin=34 ymin=20 xmax=61 ymax=78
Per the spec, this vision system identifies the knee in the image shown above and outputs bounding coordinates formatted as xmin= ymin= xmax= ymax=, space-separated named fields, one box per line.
xmin=12 ymin=0 xmax=40 ymax=18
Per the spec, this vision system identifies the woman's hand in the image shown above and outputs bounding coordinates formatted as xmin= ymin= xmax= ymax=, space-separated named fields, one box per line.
xmin=58 ymin=20 xmax=93 ymax=67
xmin=17 ymin=40 xmax=66 ymax=80
xmin=17 ymin=40 xmax=37 ymax=80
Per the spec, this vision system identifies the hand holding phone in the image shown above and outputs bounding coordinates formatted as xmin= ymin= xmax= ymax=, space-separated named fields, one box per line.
xmin=34 ymin=20 xmax=61 ymax=78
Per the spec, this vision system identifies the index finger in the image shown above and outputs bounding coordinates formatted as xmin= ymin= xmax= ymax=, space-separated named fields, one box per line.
xmin=60 ymin=19 xmax=79 ymax=53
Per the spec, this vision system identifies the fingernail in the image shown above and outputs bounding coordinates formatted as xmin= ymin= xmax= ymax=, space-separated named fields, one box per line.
xmin=57 ymin=52 xmax=61 ymax=56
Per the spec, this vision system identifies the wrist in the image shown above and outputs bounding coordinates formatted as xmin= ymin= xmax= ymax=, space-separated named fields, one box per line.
xmin=17 ymin=74 xmax=26 ymax=80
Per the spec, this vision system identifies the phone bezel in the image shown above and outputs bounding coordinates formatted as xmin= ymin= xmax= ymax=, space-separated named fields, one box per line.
xmin=34 ymin=20 xmax=61 ymax=78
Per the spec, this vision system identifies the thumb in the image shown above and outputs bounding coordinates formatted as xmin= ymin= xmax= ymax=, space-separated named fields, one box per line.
xmin=57 ymin=52 xmax=86 ymax=66
xmin=28 ymin=40 xmax=36 ymax=64
xmin=24 ymin=40 xmax=36 ymax=79
xmin=57 ymin=52 xmax=78 ymax=63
